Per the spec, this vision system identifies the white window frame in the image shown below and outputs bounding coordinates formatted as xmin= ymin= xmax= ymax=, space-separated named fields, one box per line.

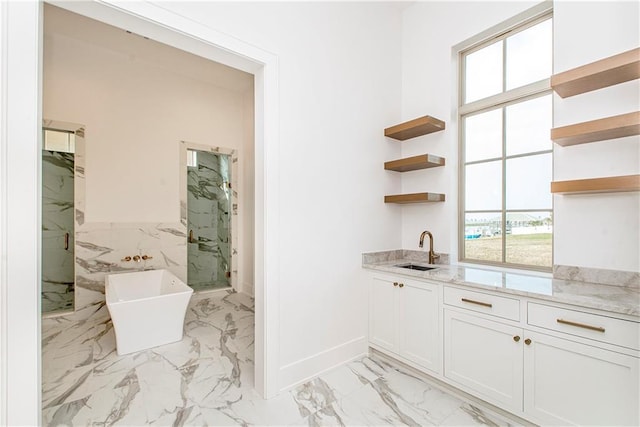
xmin=455 ymin=2 xmax=554 ymax=272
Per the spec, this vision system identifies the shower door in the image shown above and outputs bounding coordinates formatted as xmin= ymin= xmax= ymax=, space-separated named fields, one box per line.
xmin=186 ymin=149 xmax=231 ymax=292
xmin=41 ymin=148 xmax=75 ymax=313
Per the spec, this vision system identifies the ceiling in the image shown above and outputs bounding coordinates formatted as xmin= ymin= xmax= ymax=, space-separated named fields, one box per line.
xmin=44 ymin=3 xmax=254 ymax=93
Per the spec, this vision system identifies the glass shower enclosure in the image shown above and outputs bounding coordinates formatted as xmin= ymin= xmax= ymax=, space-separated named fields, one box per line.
xmin=41 ymin=129 xmax=76 ymax=313
xmin=186 ymin=149 xmax=232 ymax=292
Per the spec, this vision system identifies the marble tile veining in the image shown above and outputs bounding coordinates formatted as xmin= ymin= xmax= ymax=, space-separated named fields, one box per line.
xmin=43 ymin=290 xmax=516 ymax=426
xmin=554 ymin=264 xmax=640 ymax=290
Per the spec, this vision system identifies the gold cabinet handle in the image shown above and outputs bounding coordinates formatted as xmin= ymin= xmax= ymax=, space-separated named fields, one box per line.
xmin=461 ymin=298 xmax=493 ymax=308
xmin=399 ymin=283 xmax=404 ymax=288
xmin=524 ymin=338 xmax=532 ymax=345
xmin=557 ymin=318 xmax=605 ymax=333
xmin=121 ymin=256 xmax=132 ymax=262
xmin=142 ymin=255 xmax=153 ymax=260
xmin=393 ymin=282 xmax=399 ymax=287
xmin=189 ymin=229 xmax=195 ymax=243
xmin=513 ymin=335 xmax=521 ymax=342
xmin=64 ymin=232 xmax=69 ymax=251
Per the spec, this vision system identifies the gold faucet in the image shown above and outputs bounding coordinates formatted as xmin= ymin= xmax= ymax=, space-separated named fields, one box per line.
xmin=419 ymin=230 xmax=440 ymax=264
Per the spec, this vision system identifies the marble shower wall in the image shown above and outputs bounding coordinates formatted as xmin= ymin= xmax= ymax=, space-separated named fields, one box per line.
xmin=187 ymin=150 xmax=231 ymax=291
xmin=74 ymin=223 xmax=188 ymax=315
xmin=42 ymin=150 xmax=75 ymax=313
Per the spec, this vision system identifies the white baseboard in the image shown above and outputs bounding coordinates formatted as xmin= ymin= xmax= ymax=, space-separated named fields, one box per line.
xmin=278 ymin=336 xmax=367 ymax=392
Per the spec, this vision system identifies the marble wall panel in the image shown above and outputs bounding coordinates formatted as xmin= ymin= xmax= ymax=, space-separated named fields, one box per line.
xmin=73 ymin=223 xmax=188 ymax=311
xmin=554 ymin=265 xmax=640 ymax=289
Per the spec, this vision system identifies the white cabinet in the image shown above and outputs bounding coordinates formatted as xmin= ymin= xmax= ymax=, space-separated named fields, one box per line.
xmin=524 ymin=330 xmax=639 ymax=426
xmin=444 ymin=309 xmax=524 ymax=412
xmin=368 ymin=275 xmax=640 ymax=425
xmin=369 ymin=276 xmax=397 ymax=351
xmin=369 ymin=275 xmax=440 ymax=374
xmin=442 ymin=294 xmax=640 ymax=425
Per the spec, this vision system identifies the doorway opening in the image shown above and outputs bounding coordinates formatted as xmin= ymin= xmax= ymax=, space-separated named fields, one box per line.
xmin=38 ymin=0 xmax=277 ymax=403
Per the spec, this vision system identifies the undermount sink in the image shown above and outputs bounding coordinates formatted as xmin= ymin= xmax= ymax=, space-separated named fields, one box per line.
xmin=395 ymin=263 xmax=438 ymax=271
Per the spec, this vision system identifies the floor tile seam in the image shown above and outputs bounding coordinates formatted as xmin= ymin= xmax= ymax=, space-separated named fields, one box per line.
xmin=367 ymin=361 xmax=504 ymax=425
xmin=438 ymin=406 xmax=476 ymax=427
xmin=377 ymin=367 xmax=520 ymax=426
xmin=315 ymin=383 xmax=443 ymax=427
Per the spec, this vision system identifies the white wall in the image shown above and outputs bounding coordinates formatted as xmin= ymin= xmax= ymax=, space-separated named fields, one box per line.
xmin=44 ymin=14 xmax=252 ymax=224
xmin=552 ymin=1 xmax=639 ymax=272
xmin=153 ymin=1 xmax=404 ymax=388
xmin=399 ymin=1 xmax=539 ymax=259
xmin=400 ymin=0 xmax=639 ymax=273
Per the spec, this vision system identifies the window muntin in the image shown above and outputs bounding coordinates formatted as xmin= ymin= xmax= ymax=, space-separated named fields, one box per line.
xmin=460 ymin=14 xmax=552 ymax=271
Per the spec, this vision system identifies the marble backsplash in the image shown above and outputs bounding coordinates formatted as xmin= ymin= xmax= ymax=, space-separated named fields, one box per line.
xmin=553 ymin=264 xmax=639 ymax=290
xmin=362 ymin=249 xmax=450 ymax=266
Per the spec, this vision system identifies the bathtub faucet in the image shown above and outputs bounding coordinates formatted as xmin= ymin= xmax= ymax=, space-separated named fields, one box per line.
xmin=132 ymin=255 xmax=141 ymax=262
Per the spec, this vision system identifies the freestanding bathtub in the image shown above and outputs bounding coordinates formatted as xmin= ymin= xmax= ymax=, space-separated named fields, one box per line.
xmin=105 ymin=269 xmax=193 ymax=355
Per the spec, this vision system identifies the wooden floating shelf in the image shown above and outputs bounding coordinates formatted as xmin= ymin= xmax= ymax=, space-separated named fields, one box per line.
xmin=384 ymin=115 xmax=445 ymax=141
xmin=551 ymin=111 xmax=640 ymax=146
xmin=551 ymin=175 xmax=640 ymax=194
xmin=384 ymin=154 xmax=445 ymax=172
xmin=551 ymin=47 xmax=640 ymax=98
xmin=384 ymin=192 xmax=446 ymax=204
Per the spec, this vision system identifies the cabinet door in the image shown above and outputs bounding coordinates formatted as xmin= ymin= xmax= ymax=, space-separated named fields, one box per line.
xmin=444 ymin=309 xmax=523 ymax=412
xmin=524 ymin=331 xmax=639 ymax=426
xmin=369 ymin=276 xmax=397 ymax=351
xmin=398 ymin=280 xmax=441 ymax=374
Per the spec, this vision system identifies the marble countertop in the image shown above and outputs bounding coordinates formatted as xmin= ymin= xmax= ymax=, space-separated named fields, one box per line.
xmin=363 ymin=257 xmax=640 ymax=317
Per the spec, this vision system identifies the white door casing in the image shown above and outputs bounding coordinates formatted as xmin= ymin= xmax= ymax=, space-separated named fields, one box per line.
xmin=0 ymin=1 xmax=281 ymax=424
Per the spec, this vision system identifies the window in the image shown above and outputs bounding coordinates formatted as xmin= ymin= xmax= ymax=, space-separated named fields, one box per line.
xmin=43 ymin=129 xmax=75 ymax=153
xmin=459 ymin=11 xmax=553 ymax=270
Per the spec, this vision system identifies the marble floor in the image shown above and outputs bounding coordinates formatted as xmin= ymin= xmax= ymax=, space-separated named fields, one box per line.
xmin=42 ymin=290 xmax=519 ymax=426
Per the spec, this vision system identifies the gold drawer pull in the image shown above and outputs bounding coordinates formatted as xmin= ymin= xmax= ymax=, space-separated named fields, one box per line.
xmin=461 ymin=298 xmax=492 ymax=308
xmin=557 ymin=318 xmax=605 ymax=333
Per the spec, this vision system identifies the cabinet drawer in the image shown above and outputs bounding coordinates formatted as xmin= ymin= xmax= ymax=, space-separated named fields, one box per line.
xmin=444 ymin=286 xmax=520 ymax=321
xmin=528 ymin=302 xmax=640 ymax=351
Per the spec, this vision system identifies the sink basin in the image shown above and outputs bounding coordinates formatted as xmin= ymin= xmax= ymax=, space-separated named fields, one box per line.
xmin=395 ymin=263 xmax=437 ymax=271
